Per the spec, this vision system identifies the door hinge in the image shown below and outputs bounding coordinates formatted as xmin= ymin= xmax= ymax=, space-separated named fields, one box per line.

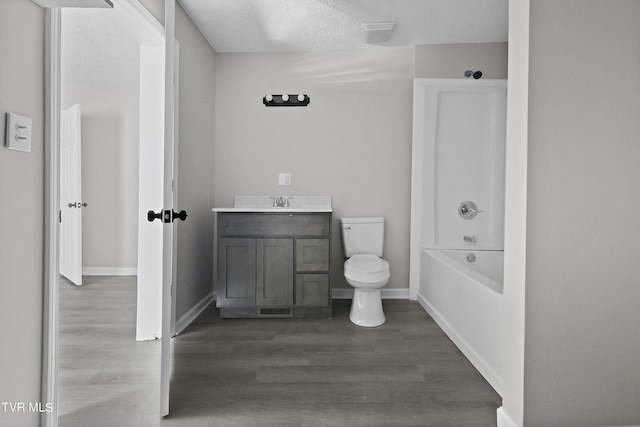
xmin=59 ymin=210 xmax=62 ymax=223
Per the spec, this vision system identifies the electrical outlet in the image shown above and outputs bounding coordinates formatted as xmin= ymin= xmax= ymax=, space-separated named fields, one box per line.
xmin=278 ymin=173 xmax=291 ymax=186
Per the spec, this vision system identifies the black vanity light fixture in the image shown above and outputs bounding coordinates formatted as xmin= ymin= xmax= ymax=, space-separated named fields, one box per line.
xmin=263 ymin=94 xmax=310 ymax=107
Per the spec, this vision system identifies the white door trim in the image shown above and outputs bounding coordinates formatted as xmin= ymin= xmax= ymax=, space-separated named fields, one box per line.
xmin=42 ymin=8 xmax=62 ymax=427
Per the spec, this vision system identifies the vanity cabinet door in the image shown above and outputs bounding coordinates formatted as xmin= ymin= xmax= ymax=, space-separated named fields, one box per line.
xmin=256 ymin=238 xmax=294 ymax=306
xmin=295 ymin=274 xmax=329 ymax=307
xmin=218 ymin=238 xmax=256 ymax=307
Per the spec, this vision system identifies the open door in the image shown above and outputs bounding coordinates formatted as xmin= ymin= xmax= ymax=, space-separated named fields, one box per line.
xmin=59 ymin=103 xmax=83 ymax=285
xmin=160 ymin=0 xmax=179 ymax=417
xmin=145 ymin=1 xmax=180 ymax=414
xmin=136 ymin=45 xmax=166 ymax=341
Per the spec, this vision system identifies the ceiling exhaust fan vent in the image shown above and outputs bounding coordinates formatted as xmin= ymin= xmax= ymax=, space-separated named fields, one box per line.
xmin=362 ymin=21 xmax=396 ymax=44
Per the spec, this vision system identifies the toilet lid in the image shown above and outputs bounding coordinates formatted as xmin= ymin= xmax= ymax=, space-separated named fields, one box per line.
xmin=344 ymin=254 xmax=389 ymax=274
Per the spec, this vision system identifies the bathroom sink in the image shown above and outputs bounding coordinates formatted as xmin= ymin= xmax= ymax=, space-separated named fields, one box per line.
xmin=212 ymin=195 xmax=332 ymax=212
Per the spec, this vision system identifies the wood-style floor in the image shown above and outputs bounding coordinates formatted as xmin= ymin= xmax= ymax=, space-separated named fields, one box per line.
xmin=59 ymin=276 xmax=500 ymax=427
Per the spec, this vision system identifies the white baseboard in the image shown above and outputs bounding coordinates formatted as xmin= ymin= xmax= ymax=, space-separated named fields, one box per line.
xmin=496 ymin=407 xmax=519 ymax=427
xmin=331 ymin=288 xmax=410 ymax=300
xmin=174 ymin=291 xmax=214 ymax=336
xmin=82 ymin=267 xmax=137 ymax=276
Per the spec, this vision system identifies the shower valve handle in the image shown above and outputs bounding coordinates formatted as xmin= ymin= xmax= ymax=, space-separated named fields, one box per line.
xmin=458 ymin=201 xmax=482 ymax=219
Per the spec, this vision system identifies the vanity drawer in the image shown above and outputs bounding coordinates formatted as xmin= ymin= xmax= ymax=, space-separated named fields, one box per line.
xmin=218 ymin=213 xmax=330 ymax=237
xmin=296 ymin=239 xmax=329 ymax=272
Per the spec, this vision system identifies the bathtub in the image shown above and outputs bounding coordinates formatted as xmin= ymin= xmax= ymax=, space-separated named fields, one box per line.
xmin=417 ymin=248 xmax=504 ymax=395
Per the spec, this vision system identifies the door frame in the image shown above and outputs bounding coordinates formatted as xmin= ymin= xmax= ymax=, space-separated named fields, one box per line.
xmin=41 ymin=1 xmax=178 ymax=425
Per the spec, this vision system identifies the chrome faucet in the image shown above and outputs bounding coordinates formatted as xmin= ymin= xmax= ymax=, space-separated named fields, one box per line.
xmin=463 ymin=235 xmax=476 ymax=244
xmin=271 ymin=196 xmax=293 ymax=207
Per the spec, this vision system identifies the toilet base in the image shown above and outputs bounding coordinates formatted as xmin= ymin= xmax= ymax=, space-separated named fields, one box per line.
xmin=349 ymin=289 xmax=385 ymax=327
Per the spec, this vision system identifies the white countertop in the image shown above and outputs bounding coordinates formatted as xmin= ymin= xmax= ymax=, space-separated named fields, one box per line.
xmin=212 ymin=195 xmax=332 ymax=213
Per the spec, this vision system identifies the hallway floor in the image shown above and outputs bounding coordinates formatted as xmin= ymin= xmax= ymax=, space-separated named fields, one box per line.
xmin=59 ymin=276 xmax=500 ymax=426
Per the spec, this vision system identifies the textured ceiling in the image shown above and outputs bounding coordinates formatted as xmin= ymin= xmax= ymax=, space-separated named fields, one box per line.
xmin=178 ymin=0 xmax=509 ymax=53
xmin=61 ymin=1 xmax=162 ymax=88
xmin=61 ymin=0 xmax=508 ymax=88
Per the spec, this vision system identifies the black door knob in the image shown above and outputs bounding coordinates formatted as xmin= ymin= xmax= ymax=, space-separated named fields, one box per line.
xmin=147 ymin=209 xmax=188 ymax=223
xmin=172 ymin=210 xmax=188 ymax=222
xmin=147 ymin=210 xmax=163 ymax=222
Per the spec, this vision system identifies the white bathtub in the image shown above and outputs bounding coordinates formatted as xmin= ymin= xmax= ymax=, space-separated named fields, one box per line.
xmin=417 ymin=248 xmax=504 ymax=395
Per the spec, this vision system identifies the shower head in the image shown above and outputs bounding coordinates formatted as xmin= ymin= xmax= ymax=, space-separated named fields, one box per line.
xmin=464 ymin=70 xmax=483 ymax=79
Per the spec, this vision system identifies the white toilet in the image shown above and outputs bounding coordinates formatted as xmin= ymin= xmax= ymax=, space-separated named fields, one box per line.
xmin=340 ymin=217 xmax=390 ymax=327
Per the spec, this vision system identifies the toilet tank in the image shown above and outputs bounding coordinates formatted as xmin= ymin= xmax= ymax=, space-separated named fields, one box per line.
xmin=340 ymin=217 xmax=384 ymax=257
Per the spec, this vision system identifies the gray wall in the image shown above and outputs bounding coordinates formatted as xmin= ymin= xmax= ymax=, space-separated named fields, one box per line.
xmin=414 ymin=42 xmax=508 ymax=79
xmin=525 ymin=1 xmax=640 ymax=425
xmin=174 ymin=2 xmax=217 ymax=320
xmin=0 ymin=1 xmax=44 ymax=426
xmin=213 ymin=50 xmax=415 ymax=291
xmin=61 ymin=87 xmax=140 ymax=271
xmin=139 ymin=0 xmax=164 ymax=24
xmin=213 ymin=44 xmax=507 ymax=292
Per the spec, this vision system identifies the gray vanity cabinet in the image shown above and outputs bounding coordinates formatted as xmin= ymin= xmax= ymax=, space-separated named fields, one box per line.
xmin=216 ymin=212 xmax=331 ymax=318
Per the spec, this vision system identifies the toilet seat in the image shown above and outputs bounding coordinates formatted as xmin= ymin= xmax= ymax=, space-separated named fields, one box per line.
xmin=344 ymin=254 xmax=390 ymax=283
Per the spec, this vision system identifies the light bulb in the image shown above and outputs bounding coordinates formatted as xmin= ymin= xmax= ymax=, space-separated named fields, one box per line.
xmin=282 ymin=94 xmax=289 ymax=102
xmin=265 ymin=94 xmax=273 ymax=102
xmin=297 ymin=94 xmax=305 ymax=102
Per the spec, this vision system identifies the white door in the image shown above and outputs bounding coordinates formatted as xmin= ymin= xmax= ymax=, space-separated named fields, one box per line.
xmin=136 ymin=46 xmax=166 ymax=342
xmin=135 ymin=41 xmax=180 ymax=415
xmin=160 ymin=0 xmax=179 ymax=417
xmin=59 ymin=103 xmax=83 ymax=286
xmin=135 ymin=12 xmax=179 ymax=417
xmin=135 ymin=16 xmax=179 ymax=417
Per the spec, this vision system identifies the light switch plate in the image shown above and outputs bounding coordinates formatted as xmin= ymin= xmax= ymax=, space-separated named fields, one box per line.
xmin=6 ymin=113 xmax=32 ymax=152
